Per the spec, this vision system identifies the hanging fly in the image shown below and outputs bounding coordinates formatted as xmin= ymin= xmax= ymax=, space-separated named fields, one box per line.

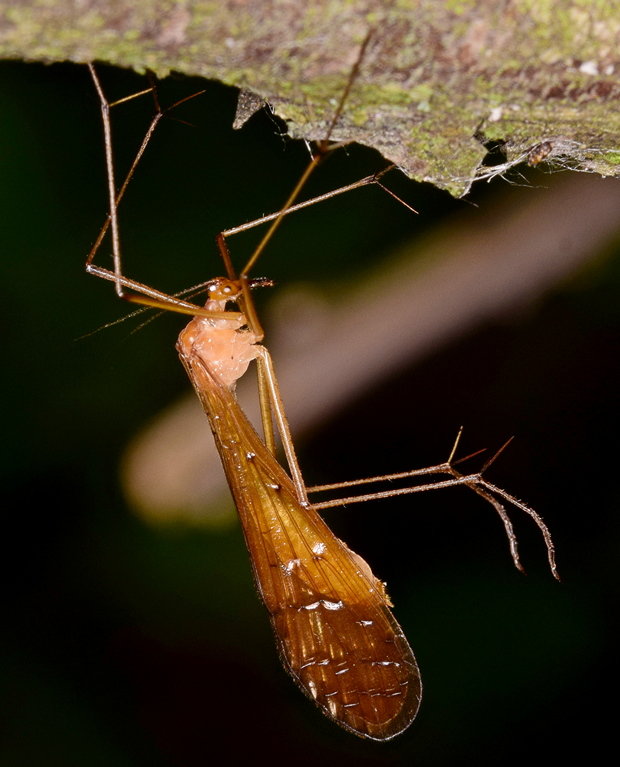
xmin=85 ymin=35 xmax=557 ymax=740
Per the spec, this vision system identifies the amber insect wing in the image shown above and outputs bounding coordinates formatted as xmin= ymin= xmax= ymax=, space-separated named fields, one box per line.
xmin=177 ymin=343 xmax=422 ymax=740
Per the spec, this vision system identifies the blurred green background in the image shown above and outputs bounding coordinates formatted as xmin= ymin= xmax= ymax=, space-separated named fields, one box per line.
xmin=1 ymin=60 xmax=618 ymax=765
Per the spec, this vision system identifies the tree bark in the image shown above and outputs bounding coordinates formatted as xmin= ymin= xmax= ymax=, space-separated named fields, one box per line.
xmin=1 ymin=0 xmax=618 ymax=195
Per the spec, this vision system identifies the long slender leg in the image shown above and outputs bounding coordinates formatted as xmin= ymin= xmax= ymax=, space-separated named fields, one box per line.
xmin=86 ymin=65 xmax=208 ymax=313
xmin=209 ymin=32 xmax=415 ymax=454
xmin=251 ymin=363 xmax=558 ymax=583
xmin=239 ymin=30 xmax=375 ymax=283
xmin=313 ymin=465 xmax=557 ymax=580
xmin=253 ymin=345 xmax=309 ymax=506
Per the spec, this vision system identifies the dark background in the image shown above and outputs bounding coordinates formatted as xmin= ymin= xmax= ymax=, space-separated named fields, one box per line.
xmin=1 ymin=61 xmax=617 ymax=765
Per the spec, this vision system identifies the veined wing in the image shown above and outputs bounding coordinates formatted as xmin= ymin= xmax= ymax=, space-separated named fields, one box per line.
xmin=179 ymin=350 xmax=422 ymax=740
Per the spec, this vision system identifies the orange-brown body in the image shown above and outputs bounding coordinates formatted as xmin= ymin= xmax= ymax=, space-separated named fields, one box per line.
xmin=177 ymin=304 xmax=421 ymax=740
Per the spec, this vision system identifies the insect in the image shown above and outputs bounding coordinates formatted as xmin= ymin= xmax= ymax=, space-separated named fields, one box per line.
xmin=86 ymin=40 xmax=558 ymax=741
xmin=528 ymin=140 xmax=554 ymax=166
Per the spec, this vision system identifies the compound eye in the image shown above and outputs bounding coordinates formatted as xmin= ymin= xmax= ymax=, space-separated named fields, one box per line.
xmin=207 ymin=278 xmax=240 ymax=301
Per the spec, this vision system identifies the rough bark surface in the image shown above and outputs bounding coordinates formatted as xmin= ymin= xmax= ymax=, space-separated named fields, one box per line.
xmin=1 ymin=0 xmax=618 ymax=195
